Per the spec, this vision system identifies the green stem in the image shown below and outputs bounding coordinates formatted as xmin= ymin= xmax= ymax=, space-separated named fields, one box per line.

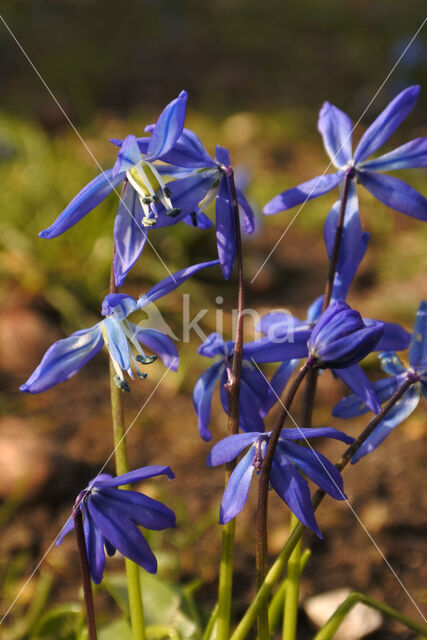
xmin=110 ymin=363 xmax=146 ymax=640
xmin=282 ymin=514 xmax=302 ymax=640
xmin=268 ymin=549 xmax=311 ymax=636
xmin=202 ymin=603 xmax=219 ymax=640
xmin=216 ymin=166 xmax=245 ymax=640
xmin=313 ymin=592 xmax=427 ymax=640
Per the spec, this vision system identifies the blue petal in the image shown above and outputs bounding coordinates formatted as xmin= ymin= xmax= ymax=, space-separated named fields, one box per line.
xmin=88 ymin=494 xmax=158 ymax=573
xmin=365 ymin=319 xmax=411 ymax=352
xmin=138 ymin=259 xmax=220 ymax=308
xmin=263 ymin=172 xmax=344 ymax=214
xmin=20 ymin=325 xmax=104 ymax=393
xmin=280 ymin=441 xmax=346 ymax=500
xmin=216 ymin=174 xmax=236 ymax=280
xmin=145 ymin=90 xmax=188 ymax=161
xmin=242 ymin=331 xmax=310 ymax=363
xmin=352 ymin=384 xmax=421 ymax=463
xmin=130 ymin=325 xmax=179 ymax=371
xmin=155 ymin=128 xmax=216 ymax=168
xmin=198 ymin=332 xmax=226 ymax=358
xmin=257 ymin=312 xmax=308 ymax=339
xmin=97 ymin=488 xmax=175 ymax=530
xmin=207 ymin=432 xmax=262 ymax=466
xmin=236 ymin=187 xmax=256 ymax=234
xmin=39 ymin=169 xmax=123 ymax=238
xmin=219 ymin=447 xmax=256 ymax=524
xmin=153 ymin=170 xmax=219 ymax=227
xmin=333 ymin=365 xmax=381 ymax=414
xmin=56 ymin=514 xmax=75 ymax=546
xmin=323 ymin=181 xmax=364 ymax=300
xmin=82 ymin=503 xmax=106 ymax=584
xmin=378 ymin=351 xmax=406 ymax=376
xmin=318 ymin=101 xmax=353 ymax=168
xmin=333 ymin=375 xmax=401 ymax=418
xmin=113 ymin=185 xmax=148 ymax=288
xmin=354 ymin=86 xmax=421 ymax=164
xmin=215 ymin=145 xmax=231 ymax=166
xmin=278 ymin=426 xmax=354 ymax=444
xmin=362 ymin=138 xmax=427 ymax=171
xmin=237 ymin=374 xmax=267 ymax=432
xmin=112 ymin=135 xmax=142 ymax=177
xmin=93 ymin=466 xmax=175 ymax=488
xmin=101 ymin=294 xmax=138 ymax=320
xmin=409 ymin=300 xmax=427 ymax=368
xmin=193 ymin=361 xmax=224 ymax=441
xmin=102 ymin=317 xmax=130 ymax=371
xmin=358 ymin=171 xmax=427 ymax=221
xmin=270 ymin=455 xmax=322 ymax=537
xmin=260 ymin=360 xmax=300 ymax=417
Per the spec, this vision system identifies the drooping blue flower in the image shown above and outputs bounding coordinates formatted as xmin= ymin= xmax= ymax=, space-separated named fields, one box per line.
xmin=112 ymin=129 xmax=256 ymax=280
xmin=207 ymin=427 xmax=354 ymax=536
xmin=264 ymin=86 xmax=427 ymax=221
xmin=39 ymin=91 xmax=189 ymax=286
xmin=21 ymin=260 xmax=219 ymax=393
xmin=56 ymin=466 xmax=176 ymax=583
xmin=333 ymin=301 xmax=427 ymax=462
xmin=193 ymin=332 xmax=276 ymax=441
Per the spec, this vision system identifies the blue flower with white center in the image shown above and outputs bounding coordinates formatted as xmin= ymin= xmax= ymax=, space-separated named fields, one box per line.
xmin=56 ymin=466 xmax=176 ymax=583
xmin=20 ymin=260 xmax=219 ymax=393
xmin=112 ymin=129 xmax=255 ymax=280
xmin=333 ymin=301 xmax=427 ymax=463
xmin=39 ymin=91 xmax=188 ymax=287
xmin=264 ymin=86 xmax=427 ymax=222
xmin=207 ymin=427 xmax=354 ymax=537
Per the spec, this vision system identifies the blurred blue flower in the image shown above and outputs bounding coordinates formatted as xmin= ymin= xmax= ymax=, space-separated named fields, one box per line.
xmin=207 ymin=427 xmax=353 ymax=536
xmin=333 ymin=301 xmax=427 ymax=462
xmin=39 ymin=91 xmax=188 ymax=286
xmin=56 ymin=466 xmax=175 ymax=583
xmin=21 ymin=260 xmax=218 ymax=393
xmin=264 ymin=86 xmax=427 ymax=221
xmin=112 ymin=129 xmax=255 ymax=280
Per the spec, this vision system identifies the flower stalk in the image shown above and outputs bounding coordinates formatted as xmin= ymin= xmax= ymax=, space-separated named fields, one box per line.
xmin=216 ymin=167 xmax=245 ymax=640
xmin=282 ymin=513 xmax=302 ymax=640
xmin=109 ymin=256 xmax=146 ymax=640
xmin=256 ymin=360 xmax=310 ymax=638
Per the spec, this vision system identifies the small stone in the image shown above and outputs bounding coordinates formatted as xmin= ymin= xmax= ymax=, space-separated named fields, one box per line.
xmin=304 ymin=588 xmax=382 ymax=640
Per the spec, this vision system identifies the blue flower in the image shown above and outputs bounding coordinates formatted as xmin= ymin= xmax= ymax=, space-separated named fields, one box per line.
xmin=193 ymin=332 xmax=273 ymax=441
xmin=333 ymin=301 xmax=427 ymax=462
xmin=39 ymin=91 xmax=188 ymax=287
xmin=112 ymin=129 xmax=255 ymax=280
xmin=264 ymin=86 xmax=427 ymax=221
xmin=56 ymin=466 xmax=176 ymax=583
xmin=20 ymin=260 xmax=218 ymax=393
xmin=307 ymin=301 xmax=384 ymax=369
xmin=207 ymin=427 xmax=354 ymax=537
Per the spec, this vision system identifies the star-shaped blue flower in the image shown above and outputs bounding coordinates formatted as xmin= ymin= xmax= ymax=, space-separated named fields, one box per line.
xmin=21 ymin=260 xmax=218 ymax=393
xmin=333 ymin=301 xmax=427 ymax=462
xmin=56 ymin=466 xmax=176 ymax=583
xmin=207 ymin=427 xmax=354 ymax=537
xmin=39 ymin=91 xmax=189 ymax=287
xmin=112 ymin=129 xmax=255 ymax=280
xmin=264 ymin=86 xmax=427 ymax=221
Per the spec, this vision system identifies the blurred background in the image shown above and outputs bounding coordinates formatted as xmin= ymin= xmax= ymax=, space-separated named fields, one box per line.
xmin=0 ymin=1 xmax=426 ymax=638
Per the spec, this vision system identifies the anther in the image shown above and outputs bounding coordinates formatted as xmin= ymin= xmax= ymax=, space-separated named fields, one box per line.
xmin=142 ymin=217 xmax=157 ymax=227
xmin=166 ymin=207 xmax=182 ymax=218
xmin=190 ymin=211 xmax=198 ymax=227
xmin=164 ymin=186 xmax=172 ymax=198
xmin=136 ymin=354 xmax=158 ymax=365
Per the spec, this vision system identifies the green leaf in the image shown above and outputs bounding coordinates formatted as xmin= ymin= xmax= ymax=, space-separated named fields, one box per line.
xmin=99 ymin=618 xmax=132 ymax=640
xmin=30 ymin=602 xmax=83 ymax=640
